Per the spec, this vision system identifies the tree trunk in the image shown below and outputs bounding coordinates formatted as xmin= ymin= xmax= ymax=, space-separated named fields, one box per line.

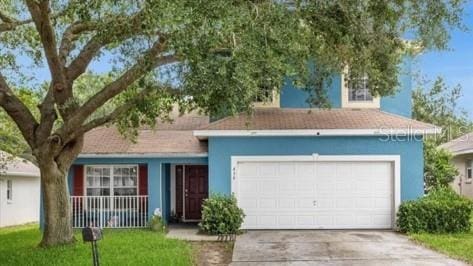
xmin=39 ymin=159 xmax=75 ymax=247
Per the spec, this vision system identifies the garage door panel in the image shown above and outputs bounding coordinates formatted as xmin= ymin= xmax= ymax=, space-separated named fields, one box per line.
xmin=235 ymin=159 xmax=394 ymax=230
xmin=295 ymin=163 xmax=315 ymax=178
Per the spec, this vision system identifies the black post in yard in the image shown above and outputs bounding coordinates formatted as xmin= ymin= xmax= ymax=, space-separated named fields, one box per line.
xmin=82 ymin=227 xmax=103 ymax=266
xmin=91 ymin=241 xmax=100 ymax=266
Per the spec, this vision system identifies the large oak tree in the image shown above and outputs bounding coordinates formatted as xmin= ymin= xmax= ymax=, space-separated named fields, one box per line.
xmin=0 ymin=0 xmax=465 ymax=246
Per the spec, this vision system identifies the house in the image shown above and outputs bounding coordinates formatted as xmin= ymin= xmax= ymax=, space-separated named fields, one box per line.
xmin=440 ymin=133 xmax=473 ymax=199
xmin=0 ymin=153 xmax=40 ymax=227
xmin=65 ymin=57 xmax=439 ymax=230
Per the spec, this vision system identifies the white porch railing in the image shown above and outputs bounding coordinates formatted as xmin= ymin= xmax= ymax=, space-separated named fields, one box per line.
xmin=70 ymin=196 xmax=149 ymax=228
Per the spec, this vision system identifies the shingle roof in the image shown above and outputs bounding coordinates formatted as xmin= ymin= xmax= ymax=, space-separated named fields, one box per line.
xmin=200 ymin=108 xmax=438 ymax=131
xmin=0 ymin=152 xmax=40 ymax=177
xmin=82 ymin=108 xmax=438 ymax=155
xmin=81 ymin=112 xmax=209 ymax=155
xmin=440 ymin=132 xmax=473 ymax=155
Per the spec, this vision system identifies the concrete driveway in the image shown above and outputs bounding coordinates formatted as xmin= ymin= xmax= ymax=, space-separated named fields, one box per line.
xmin=231 ymin=230 xmax=467 ymax=266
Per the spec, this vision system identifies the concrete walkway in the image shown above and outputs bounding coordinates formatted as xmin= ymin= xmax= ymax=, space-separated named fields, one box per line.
xmin=231 ymin=230 xmax=468 ymax=266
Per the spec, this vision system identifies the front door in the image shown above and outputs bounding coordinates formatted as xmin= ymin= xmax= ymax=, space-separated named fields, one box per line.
xmin=184 ymin=165 xmax=208 ymax=220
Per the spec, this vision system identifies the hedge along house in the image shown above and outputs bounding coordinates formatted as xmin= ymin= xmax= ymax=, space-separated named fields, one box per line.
xmin=63 ymin=57 xmax=440 ymax=230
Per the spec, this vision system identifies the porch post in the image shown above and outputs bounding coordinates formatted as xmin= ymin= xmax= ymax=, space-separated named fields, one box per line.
xmin=147 ymin=160 xmax=161 ymax=221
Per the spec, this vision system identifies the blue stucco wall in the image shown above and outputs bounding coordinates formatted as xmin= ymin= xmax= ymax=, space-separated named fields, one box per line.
xmin=380 ymin=57 xmax=413 ymax=118
xmin=208 ymin=136 xmax=424 ymax=201
xmin=280 ymin=75 xmax=342 ymax=108
xmin=279 ymin=57 xmax=413 ymax=118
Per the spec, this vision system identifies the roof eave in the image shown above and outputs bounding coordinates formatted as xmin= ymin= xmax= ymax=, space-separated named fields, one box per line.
xmin=193 ymin=128 xmax=441 ymax=140
xmin=78 ymin=152 xmax=208 ymax=158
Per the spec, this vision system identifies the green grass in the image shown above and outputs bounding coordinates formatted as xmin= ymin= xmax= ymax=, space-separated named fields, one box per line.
xmin=410 ymin=217 xmax=473 ymax=264
xmin=0 ymin=224 xmax=193 ymax=266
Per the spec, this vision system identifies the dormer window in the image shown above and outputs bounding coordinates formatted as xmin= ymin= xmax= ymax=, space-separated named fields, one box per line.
xmin=348 ymin=76 xmax=373 ymax=102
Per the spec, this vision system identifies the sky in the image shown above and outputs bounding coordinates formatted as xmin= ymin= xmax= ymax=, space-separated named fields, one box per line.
xmin=417 ymin=1 xmax=473 ymax=118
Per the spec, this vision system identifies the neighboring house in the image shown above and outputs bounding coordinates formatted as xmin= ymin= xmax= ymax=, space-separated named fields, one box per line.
xmin=0 ymin=153 xmax=40 ymax=227
xmin=60 ymin=57 xmax=439 ymax=230
xmin=440 ymin=133 xmax=473 ymax=199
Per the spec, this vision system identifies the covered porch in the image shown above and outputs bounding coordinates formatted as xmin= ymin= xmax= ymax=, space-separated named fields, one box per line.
xmin=68 ymin=156 xmax=208 ymax=228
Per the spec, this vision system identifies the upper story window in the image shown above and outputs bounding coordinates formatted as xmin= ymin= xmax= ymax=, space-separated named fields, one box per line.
xmin=253 ymin=86 xmax=280 ymax=108
xmin=348 ymin=76 xmax=373 ymax=102
xmin=86 ymin=165 xmax=138 ymax=196
xmin=6 ymin=179 xmax=12 ymax=201
xmin=342 ymin=72 xmax=380 ymax=109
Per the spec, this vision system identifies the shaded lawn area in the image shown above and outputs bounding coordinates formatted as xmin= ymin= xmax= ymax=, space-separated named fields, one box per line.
xmin=410 ymin=217 xmax=473 ymax=264
xmin=0 ymin=224 xmax=193 ymax=266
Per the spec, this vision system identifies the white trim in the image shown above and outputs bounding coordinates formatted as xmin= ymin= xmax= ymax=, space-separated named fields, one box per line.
xmin=450 ymin=149 xmax=473 ymax=156
xmin=194 ymin=128 xmax=441 ymax=138
xmin=78 ymin=153 xmax=208 ymax=158
xmin=231 ymin=154 xmax=401 ymax=230
xmin=3 ymin=172 xmax=40 ymax=178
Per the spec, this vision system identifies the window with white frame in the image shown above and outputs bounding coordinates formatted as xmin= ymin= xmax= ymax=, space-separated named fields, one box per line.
xmin=466 ymin=160 xmax=472 ymax=182
xmin=86 ymin=165 xmax=138 ymax=196
xmin=347 ymin=75 xmax=373 ymax=102
xmin=6 ymin=179 xmax=12 ymax=201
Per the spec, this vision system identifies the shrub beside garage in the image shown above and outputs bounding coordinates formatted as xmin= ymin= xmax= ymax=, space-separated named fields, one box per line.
xmin=397 ymin=187 xmax=473 ymax=233
xmin=199 ymin=194 xmax=245 ymax=235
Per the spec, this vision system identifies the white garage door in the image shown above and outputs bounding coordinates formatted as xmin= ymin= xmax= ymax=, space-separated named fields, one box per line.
xmin=233 ymin=157 xmax=395 ymax=229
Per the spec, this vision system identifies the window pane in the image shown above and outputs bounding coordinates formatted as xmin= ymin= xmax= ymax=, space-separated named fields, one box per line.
xmin=348 ymin=75 xmax=372 ymax=102
xmin=87 ymin=188 xmax=110 ymax=196
xmin=126 ymin=176 xmax=137 ymax=186
xmin=102 ymin=176 xmax=110 ymax=187
xmin=114 ymin=176 xmax=122 ymax=187
xmin=114 ymin=188 xmax=137 ymax=196
xmin=93 ymin=168 xmax=101 ymax=176
xmin=87 ymin=176 xmax=94 ymax=187
xmin=103 ymin=167 xmax=110 ymax=176
xmin=114 ymin=167 xmax=122 ymax=176
xmin=7 ymin=180 xmax=12 ymax=200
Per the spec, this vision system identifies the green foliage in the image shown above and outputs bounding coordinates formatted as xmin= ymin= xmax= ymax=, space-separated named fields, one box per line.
xmin=199 ymin=194 xmax=245 ymax=235
xmin=412 ymin=77 xmax=471 ymax=191
xmin=397 ymin=187 xmax=473 ymax=233
xmin=149 ymin=214 xmax=166 ymax=233
xmin=413 ymin=77 xmax=473 ymax=145
xmin=0 ymin=88 xmax=40 ymax=157
xmin=423 ymin=139 xmax=459 ymax=190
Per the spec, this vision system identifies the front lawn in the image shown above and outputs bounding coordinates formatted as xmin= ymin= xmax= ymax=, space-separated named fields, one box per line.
xmin=0 ymin=224 xmax=193 ymax=266
xmin=410 ymin=217 xmax=473 ymax=264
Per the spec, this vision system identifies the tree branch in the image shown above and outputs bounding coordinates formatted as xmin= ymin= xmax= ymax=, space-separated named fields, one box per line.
xmin=35 ymin=87 xmax=57 ymax=146
xmin=59 ymin=22 xmax=97 ymax=65
xmin=26 ymin=1 xmax=65 ymax=82
xmin=66 ymin=42 xmax=174 ymax=130
xmin=0 ymin=73 xmax=38 ymax=147
xmin=73 ymin=88 xmax=154 ymax=139
xmin=65 ymin=11 xmax=147 ymax=81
